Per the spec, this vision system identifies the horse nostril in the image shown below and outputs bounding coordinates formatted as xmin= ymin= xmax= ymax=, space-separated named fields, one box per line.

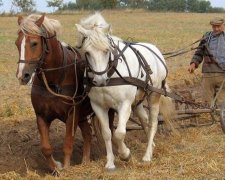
xmin=92 ymin=80 xmax=97 ymax=85
xmin=24 ymin=73 xmax=30 ymax=80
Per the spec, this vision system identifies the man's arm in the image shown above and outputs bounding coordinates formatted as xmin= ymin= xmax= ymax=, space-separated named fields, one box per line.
xmin=188 ymin=33 xmax=210 ymax=73
xmin=190 ymin=38 xmax=206 ymax=67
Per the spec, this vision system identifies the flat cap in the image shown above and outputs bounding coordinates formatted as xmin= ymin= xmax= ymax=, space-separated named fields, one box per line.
xmin=210 ymin=17 xmax=224 ymax=25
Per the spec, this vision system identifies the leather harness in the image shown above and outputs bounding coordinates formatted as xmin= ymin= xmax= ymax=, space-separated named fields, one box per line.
xmin=81 ymin=37 xmax=204 ymax=106
xmin=83 ymin=37 xmax=168 ymax=98
xmin=18 ymin=32 xmax=79 ymax=94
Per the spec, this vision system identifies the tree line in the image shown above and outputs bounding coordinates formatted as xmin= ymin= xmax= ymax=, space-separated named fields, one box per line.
xmin=60 ymin=0 xmax=225 ymax=13
xmin=1 ymin=0 xmax=225 ymax=13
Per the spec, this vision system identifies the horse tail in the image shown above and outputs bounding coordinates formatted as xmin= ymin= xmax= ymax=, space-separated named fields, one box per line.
xmin=159 ymin=83 xmax=179 ymax=135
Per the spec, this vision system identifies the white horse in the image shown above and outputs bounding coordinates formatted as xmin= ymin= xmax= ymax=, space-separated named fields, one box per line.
xmin=75 ymin=13 xmax=173 ymax=170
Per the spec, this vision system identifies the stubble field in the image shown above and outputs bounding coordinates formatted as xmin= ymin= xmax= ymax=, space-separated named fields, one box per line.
xmin=0 ymin=10 xmax=225 ymax=179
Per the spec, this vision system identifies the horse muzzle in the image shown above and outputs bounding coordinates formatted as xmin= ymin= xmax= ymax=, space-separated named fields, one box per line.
xmin=92 ymin=75 xmax=109 ymax=86
xmin=17 ymin=72 xmax=32 ymax=85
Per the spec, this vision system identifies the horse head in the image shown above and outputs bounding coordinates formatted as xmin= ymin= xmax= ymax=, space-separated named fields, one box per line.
xmin=75 ymin=13 xmax=113 ymax=86
xmin=15 ymin=14 xmax=61 ymax=85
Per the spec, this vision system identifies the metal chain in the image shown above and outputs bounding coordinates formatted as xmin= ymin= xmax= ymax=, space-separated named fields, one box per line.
xmin=172 ymin=72 xmax=210 ymax=110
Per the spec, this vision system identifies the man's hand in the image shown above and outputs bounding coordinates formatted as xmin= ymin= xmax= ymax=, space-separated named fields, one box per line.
xmin=188 ymin=63 xmax=196 ymax=73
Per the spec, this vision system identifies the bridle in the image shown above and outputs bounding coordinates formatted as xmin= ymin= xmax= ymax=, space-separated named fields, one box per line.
xmin=77 ymin=36 xmax=119 ymax=79
xmin=85 ymin=51 xmax=116 ymax=76
xmin=17 ymin=32 xmax=56 ymax=71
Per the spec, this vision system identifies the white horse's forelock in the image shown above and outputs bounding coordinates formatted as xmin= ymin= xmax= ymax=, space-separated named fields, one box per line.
xmin=77 ymin=12 xmax=112 ymax=51
xmin=80 ymin=12 xmax=108 ymax=30
xmin=19 ymin=14 xmax=62 ymax=38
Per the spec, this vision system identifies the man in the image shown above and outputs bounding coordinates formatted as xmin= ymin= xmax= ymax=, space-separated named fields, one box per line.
xmin=188 ymin=17 xmax=225 ymax=106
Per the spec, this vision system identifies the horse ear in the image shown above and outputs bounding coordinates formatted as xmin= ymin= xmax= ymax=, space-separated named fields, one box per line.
xmin=18 ymin=15 xmax=23 ymax=25
xmin=35 ymin=14 xmax=45 ymax=27
xmin=75 ymin=24 xmax=90 ymax=36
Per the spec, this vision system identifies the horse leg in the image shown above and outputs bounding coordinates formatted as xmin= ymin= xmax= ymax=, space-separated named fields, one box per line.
xmin=142 ymin=93 xmax=161 ymax=162
xmin=91 ymin=102 xmax=115 ymax=170
xmin=134 ymin=103 xmax=149 ymax=136
xmin=79 ymin=120 xmax=92 ymax=164
xmin=114 ymin=102 xmax=131 ymax=161
xmin=63 ymin=112 xmax=79 ymax=168
xmin=37 ymin=116 xmax=62 ymax=171
xmin=108 ymin=109 xmax=114 ymax=134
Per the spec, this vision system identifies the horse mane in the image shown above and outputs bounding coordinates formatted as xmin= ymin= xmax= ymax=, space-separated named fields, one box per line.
xmin=77 ymin=12 xmax=113 ymax=51
xmin=19 ymin=14 xmax=62 ymax=39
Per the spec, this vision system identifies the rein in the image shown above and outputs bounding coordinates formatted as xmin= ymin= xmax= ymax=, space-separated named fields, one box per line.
xmin=40 ymin=71 xmax=76 ymax=136
xmin=40 ymin=61 xmax=79 ymax=72
xmin=19 ymin=31 xmax=82 ymax=136
xmin=39 ymin=45 xmax=81 ymax=136
xmin=162 ymin=37 xmax=205 ymax=59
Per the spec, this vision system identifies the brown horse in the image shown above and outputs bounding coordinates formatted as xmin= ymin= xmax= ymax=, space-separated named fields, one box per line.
xmin=15 ymin=14 xmax=93 ymax=173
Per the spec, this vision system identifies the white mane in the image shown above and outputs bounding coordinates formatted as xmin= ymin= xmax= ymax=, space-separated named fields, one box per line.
xmin=76 ymin=13 xmax=113 ymax=51
xmin=19 ymin=14 xmax=62 ymax=39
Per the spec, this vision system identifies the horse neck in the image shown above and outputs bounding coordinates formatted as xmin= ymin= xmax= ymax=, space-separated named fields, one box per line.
xmin=33 ymin=38 xmax=85 ymax=97
xmin=41 ymin=38 xmax=65 ymax=84
xmin=40 ymin=38 xmax=81 ymax=88
xmin=46 ymin=38 xmax=63 ymax=67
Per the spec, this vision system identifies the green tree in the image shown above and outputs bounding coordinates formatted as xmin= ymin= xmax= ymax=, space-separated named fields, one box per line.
xmin=127 ymin=0 xmax=146 ymax=8
xmin=167 ymin=0 xmax=186 ymax=12
xmin=60 ymin=1 xmax=78 ymax=10
xmin=0 ymin=0 xmax=3 ymax=6
xmin=186 ymin=0 xmax=199 ymax=12
xmin=148 ymin=0 xmax=168 ymax=11
xmin=186 ymin=0 xmax=211 ymax=12
xmin=75 ymin=0 xmax=118 ymax=9
xmin=76 ymin=0 xmax=102 ymax=10
xmin=12 ymin=0 xmax=35 ymax=12
xmin=46 ymin=0 xmax=63 ymax=12
xmin=198 ymin=0 xmax=211 ymax=12
xmin=208 ymin=7 xmax=225 ymax=13
xmin=100 ymin=0 xmax=117 ymax=9
xmin=148 ymin=0 xmax=212 ymax=12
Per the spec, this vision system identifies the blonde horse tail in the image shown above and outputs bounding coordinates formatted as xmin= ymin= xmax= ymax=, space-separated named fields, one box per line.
xmin=159 ymin=83 xmax=179 ymax=135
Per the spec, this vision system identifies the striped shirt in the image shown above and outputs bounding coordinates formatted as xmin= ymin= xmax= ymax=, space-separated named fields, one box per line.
xmin=191 ymin=30 xmax=225 ymax=72
xmin=208 ymin=31 xmax=225 ymax=69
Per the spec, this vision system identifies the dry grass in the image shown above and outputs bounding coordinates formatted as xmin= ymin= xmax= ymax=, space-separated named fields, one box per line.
xmin=1 ymin=10 xmax=225 ymax=179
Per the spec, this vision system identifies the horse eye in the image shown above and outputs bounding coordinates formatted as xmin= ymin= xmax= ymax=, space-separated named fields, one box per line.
xmin=85 ymin=52 xmax=90 ymax=56
xmin=31 ymin=41 xmax=38 ymax=48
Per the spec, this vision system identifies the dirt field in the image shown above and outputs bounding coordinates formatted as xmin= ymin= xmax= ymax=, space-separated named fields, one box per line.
xmin=0 ymin=10 xmax=225 ymax=179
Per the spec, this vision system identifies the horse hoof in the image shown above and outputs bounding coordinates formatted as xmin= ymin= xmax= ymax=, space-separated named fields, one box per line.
xmin=106 ymin=166 xmax=116 ymax=172
xmin=51 ymin=161 xmax=63 ymax=176
xmin=52 ymin=169 xmax=61 ymax=177
xmin=105 ymin=163 xmax=116 ymax=171
xmin=55 ymin=161 xmax=63 ymax=170
xmin=142 ymin=156 xmax=151 ymax=162
xmin=120 ymin=153 xmax=131 ymax=162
